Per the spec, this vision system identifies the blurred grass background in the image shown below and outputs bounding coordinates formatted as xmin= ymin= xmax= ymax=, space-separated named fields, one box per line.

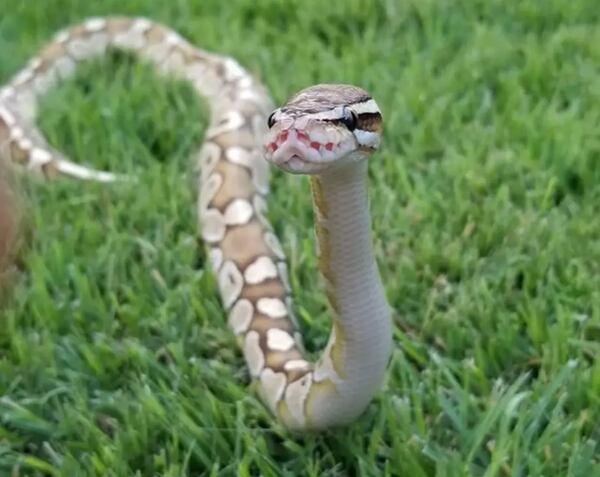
xmin=1 ymin=0 xmax=600 ymax=475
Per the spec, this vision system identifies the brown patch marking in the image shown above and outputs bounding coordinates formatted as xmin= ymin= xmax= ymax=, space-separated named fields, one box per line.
xmin=144 ymin=25 xmax=168 ymax=45
xmin=249 ymin=314 xmax=296 ymax=335
xmin=219 ymin=220 xmax=272 ymax=268
xmin=9 ymin=142 xmax=28 ymax=165
xmin=264 ymin=348 xmax=304 ymax=372
xmin=240 ymin=279 xmax=286 ymax=302
xmin=38 ymin=43 xmax=68 ymax=74
xmin=69 ymin=25 xmax=88 ymax=38
xmin=105 ymin=17 xmax=132 ymax=35
xmin=285 ymin=367 xmax=312 ymax=384
xmin=209 ymin=161 xmax=255 ymax=209
xmin=41 ymin=161 xmax=60 ymax=179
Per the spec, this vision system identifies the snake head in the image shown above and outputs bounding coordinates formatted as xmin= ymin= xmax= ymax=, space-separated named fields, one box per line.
xmin=263 ymin=84 xmax=383 ymax=174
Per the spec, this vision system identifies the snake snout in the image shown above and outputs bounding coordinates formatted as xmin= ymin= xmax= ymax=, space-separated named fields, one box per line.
xmin=263 ymin=128 xmax=332 ymax=174
xmin=263 ymin=120 xmax=356 ymax=175
xmin=266 ymin=129 xmax=334 ymax=155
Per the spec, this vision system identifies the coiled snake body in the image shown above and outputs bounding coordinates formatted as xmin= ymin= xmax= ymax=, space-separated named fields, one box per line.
xmin=0 ymin=17 xmax=392 ymax=430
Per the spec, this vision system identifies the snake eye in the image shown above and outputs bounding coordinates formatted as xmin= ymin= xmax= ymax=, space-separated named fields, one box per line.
xmin=340 ymin=108 xmax=358 ymax=131
xmin=267 ymin=112 xmax=276 ymax=128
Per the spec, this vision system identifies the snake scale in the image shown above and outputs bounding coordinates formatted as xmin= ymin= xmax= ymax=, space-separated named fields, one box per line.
xmin=0 ymin=17 xmax=392 ymax=430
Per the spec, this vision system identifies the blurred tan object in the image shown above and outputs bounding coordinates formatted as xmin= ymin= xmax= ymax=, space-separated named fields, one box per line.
xmin=0 ymin=168 xmax=20 ymax=296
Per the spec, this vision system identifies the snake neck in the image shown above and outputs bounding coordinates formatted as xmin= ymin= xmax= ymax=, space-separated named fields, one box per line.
xmin=308 ymin=160 xmax=392 ymax=426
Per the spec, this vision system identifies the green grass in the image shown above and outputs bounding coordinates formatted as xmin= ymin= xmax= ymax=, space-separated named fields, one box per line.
xmin=1 ymin=0 xmax=600 ymax=475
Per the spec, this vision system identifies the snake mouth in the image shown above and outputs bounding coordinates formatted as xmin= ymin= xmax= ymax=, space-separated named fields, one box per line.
xmin=276 ymin=152 xmax=325 ymax=174
xmin=264 ymin=128 xmax=341 ymax=174
xmin=287 ymin=154 xmax=303 ymax=163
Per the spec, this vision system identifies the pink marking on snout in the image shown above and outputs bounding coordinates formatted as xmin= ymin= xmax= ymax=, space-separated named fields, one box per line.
xmin=325 ymin=143 xmax=334 ymax=151
xmin=310 ymin=141 xmax=320 ymax=150
xmin=296 ymin=131 xmax=309 ymax=143
xmin=268 ymin=142 xmax=278 ymax=152
xmin=279 ymin=131 xmax=289 ymax=142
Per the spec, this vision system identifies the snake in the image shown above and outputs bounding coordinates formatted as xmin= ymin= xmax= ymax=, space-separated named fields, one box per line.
xmin=0 ymin=17 xmax=392 ymax=431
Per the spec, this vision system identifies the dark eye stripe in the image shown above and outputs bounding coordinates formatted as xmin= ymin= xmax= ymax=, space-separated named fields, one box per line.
xmin=355 ymin=112 xmax=382 ymax=132
xmin=326 ymin=111 xmax=381 ymax=132
xmin=356 ymin=112 xmax=381 ymax=121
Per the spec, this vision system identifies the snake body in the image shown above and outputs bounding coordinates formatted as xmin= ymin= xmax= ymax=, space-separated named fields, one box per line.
xmin=0 ymin=17 xmax=391 ymax=430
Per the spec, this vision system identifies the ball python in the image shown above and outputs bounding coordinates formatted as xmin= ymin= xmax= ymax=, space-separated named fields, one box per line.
xmin=0 ymin=17 xmax=392 ymax=430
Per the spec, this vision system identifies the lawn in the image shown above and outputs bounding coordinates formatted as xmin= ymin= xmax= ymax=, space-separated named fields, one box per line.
xmin=1 ymin=0 xmax=600 ymax=475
